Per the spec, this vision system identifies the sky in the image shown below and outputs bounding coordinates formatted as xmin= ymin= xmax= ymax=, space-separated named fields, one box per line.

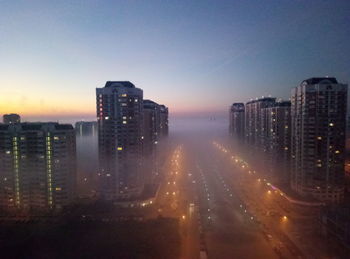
xmin=0 ymin=0 xmax=349 ymax=122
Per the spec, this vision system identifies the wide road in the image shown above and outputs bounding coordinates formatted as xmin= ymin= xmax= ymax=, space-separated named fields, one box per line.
xmin=154 ymin=145 xmax=200 ymax=259
xmin=188 ymin=140 xmax=283 ymax=259
xmin=155 ymin=137 xmax=285 ymax=258
xmin=213 ymin=140 xmax=344 ymax=259
xmin=154 ymin=136 xmax=339 ymax=258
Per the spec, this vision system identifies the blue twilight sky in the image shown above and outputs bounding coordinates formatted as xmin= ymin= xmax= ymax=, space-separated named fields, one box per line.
xmin=0 ymin=0 xmax=349 ymax=121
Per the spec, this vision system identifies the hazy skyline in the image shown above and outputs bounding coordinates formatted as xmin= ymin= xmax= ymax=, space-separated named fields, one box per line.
xmin=1 ymin=0 xmax=349 ymax=122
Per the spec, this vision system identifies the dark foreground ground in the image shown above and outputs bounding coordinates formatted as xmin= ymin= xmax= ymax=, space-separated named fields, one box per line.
xmin=0 ymin=217 xmax=180 ymax=259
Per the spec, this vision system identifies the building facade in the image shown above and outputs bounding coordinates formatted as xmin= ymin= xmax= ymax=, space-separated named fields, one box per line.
xmin=0 ymin=123 xmax=76 ymax=210
xmin=291 ymin=77 xmax=347 ymax=203
xmin=265 ymin=101 xmax=291 ymax=183
xmin=245 ymin=97 xmax=276 ymax=148
xmin=143 ymin=100 xmax=161 ymax=184
xmin=159 ymin=105 xmax=169 ymax=137
xmin=96 ymin=81 xmax=143 ymax=200
xmin=229 ymin=103 xmax=245 ymax=140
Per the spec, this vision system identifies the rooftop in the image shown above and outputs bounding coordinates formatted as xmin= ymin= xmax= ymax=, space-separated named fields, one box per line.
xmin=246 ymin=97 xmax=276 ymax=105
xmin=0 ymin=122 xmax=74 ymax=131
xmin=302 ymin=77 xmax=338 ymax=85
xmin=104 ymin=81 xmax=135 ymax=88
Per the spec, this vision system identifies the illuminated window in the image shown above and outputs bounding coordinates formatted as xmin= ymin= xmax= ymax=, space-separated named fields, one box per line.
xmin=117 ymin=147 xmax=123 ymax=151
xmin=105 ymin=116 xmax=109 ymax=120
xmin=123 ymin=121 xmax=127 ymax=124
xmin=121 ymin=93 xmax=127 ymax=97
xmin=317 ymin=136 xmax=322 ymax=140
xmin=55 ymin=187 xmax=62 ymax=191
xmin=54 ymin=136 xmax=59 ymax=140
xmin=329 ymin=123 xmax=334 ymax=127
xmin=335 ymin=150 xmax=340 ymax=154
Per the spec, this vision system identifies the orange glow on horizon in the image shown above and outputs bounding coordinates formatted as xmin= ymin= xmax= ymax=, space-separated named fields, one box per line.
xmin=1 ymin=91 xmax=226 ymax=118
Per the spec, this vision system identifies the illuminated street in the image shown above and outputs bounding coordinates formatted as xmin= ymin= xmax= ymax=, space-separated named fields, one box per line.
xmin=151 ymin=136 xmax=346 ymax=259
xmin=154 ymin=140 xmax=282 ymax=258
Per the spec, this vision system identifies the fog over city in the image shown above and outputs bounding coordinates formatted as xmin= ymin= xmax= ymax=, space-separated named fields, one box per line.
xmin=1 ymin=1 xmax=350 ymax=259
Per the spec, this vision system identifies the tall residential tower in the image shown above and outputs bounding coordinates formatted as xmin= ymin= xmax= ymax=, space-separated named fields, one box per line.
xmin=96 ymin=81 xmax=143 ymax=200
xmin=0 ymin=123 xmax=76 ymax=210
xmin=291 ymin=77 xmax=347 ymax=203
xmin=245 ymin=97 xmax=276 ymax=148
xmin=265 ymin=101 xmax=291 ymax=183
xmin=229 ymin=103 xmax=245 ymax=140
xmin=143 ymin=100 xmax=161 ymax=184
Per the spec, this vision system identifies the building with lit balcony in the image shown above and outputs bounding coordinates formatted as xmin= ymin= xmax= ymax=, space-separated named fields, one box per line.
xmin=291 ymin=77 xmax=347 ymax=203
xmin=229 ymin=103 xmax=245 ymax=140
xmin=96 ymin=81 xmax=143 ymax=200
xmin=0 ymin=123 xmax=76 ymax=211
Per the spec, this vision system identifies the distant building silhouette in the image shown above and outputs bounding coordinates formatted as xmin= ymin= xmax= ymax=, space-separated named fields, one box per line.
xmin=0 ymin=123 xmax=76 ymax=210
xmin=3 ymin=113 xmax=20 ymax=124
xmin=75 ymin=121 xmax=97 ymax=137
xmin=291 ymin=77 xmax=347 ymax=203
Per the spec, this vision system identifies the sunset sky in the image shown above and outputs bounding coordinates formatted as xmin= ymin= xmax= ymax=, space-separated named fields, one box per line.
xmin=1 ymin=0 xmax=349 ymax=122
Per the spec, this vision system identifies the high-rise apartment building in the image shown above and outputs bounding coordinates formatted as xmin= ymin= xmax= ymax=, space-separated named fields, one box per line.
xmin=0 ymin=123 xmax=76 ymax=210
xmin=3 ymin=114 xmax=20 ymax=124
xmin=143 ymin=100 xmax=160 ymax=184
xmin=265 ymin=101 xmax=291 ymax=183
xmin=229 ymin=103 xmax=245 ymax=139
xmin=96 ymin=81 xmax=143 ymax=200
xmin=245 ymin=97 xmax=276 ymax=148
xmin=291 ymin=77 xmax=347 ymax=203
xmin=159 ymin=105 xmax=169 ymax=137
